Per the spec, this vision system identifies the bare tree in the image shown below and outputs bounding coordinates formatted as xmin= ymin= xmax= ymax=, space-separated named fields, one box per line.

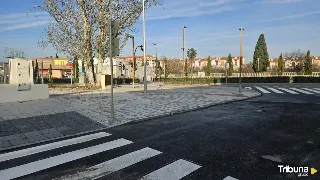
xmin=163 ymin=58 xmax=182 ymax=76
xmin=93 ymin=0 xmax=161 ymax=86
xmin=283 ymin=49 xmax=306 ymax=72
xmin=30 ymin=0 xmax=161 ymax=86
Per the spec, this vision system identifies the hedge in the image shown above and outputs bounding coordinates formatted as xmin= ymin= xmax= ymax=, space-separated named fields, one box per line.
xmin=293 ymin=77 xmax=320 ymax=83
xmin=164 ymin=76 xmax=320 ymax=84
xmin=37 ymin=77 xmax=139 ymax=84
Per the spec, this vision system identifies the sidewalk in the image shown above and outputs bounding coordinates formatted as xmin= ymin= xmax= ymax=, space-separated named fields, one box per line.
xmin=0 ymin=84 xmax=260 ymax=150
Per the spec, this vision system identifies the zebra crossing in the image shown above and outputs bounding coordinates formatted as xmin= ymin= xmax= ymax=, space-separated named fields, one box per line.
xmin=246 ymin=86 xmax=320 ymax=95
xmin=0 ymin=131 xmax=239 ymax=180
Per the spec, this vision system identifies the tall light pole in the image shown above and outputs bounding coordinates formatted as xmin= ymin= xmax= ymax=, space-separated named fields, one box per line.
xmin=182 ymin=26 xmax=187 ymax=77
xmin=239 ymin=27 xmax=244 ymax=92
xmin=153 ymin=43 xmax=157 ymax=61
xmin=153 ymin=43 xmax=157 ymax=81
xmin=142 ymin=0 xmax=147 ymax=98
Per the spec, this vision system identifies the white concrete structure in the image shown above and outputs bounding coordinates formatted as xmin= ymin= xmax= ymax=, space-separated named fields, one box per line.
xmin=0 ymin=59 xmax=48 ymax=103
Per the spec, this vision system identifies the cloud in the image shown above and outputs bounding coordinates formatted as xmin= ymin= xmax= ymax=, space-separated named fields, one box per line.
xmin=146 ymin=0 xmax=241 ymax=20
xmin=262 ymin=0 xmax=304 ymax=4
xmin=260 ymin=10 xmax=320 ymax=22
xmin=0 ymin=12 xmax=49 ymax=32
xmin=0 ymin=21 xmax=49 ymax=32
xmin=0 ymin=12 xmax=48 ymax=20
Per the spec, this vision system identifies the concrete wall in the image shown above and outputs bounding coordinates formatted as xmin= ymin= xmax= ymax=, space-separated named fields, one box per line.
xmin=0 ymin=84 xmax=49 ymax=103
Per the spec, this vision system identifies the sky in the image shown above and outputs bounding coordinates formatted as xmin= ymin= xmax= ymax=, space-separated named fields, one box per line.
xmin=0 ymin=0 xmax=320 ymax=63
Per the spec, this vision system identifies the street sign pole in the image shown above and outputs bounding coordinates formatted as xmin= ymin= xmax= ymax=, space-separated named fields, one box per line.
xmin=226 ymin=69 xmax=228 ymax=87
xmin=69 ymin=58 xmax=73 ymax=86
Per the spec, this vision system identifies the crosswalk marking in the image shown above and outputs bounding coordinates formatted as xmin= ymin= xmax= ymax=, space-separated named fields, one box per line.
xmin=266 ymin=87 xmax=284 ymax=94
xmin=302 ymin=88 xmax=320 ymax=94
xmin=0 ymin=132 xmax=111 ymax=162
xmin=314 ymin=88 xmax=320 ymax=91
xmin=245 ymin=87 xmax=252 ymax=90
xmin=140 ymin=159 xmax=201 ymax=180
xmin=56 ymin=147 xmax=162 ymax=180
xmin=255 ymin=87 xmax=270 ymax=93
xmin=0 ymin=138 xmax=132 ymax=180
xmin=289 ymin=88 xmax=314 ymax=94
xmin=277 ymin=88 xmax=299 ymax=94
xmin=223 ymin=176 xmax=239 ymax=180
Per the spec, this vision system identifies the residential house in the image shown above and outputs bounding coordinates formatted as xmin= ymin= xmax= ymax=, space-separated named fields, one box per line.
xmin=268 ymin=56 xmax=320 ymax=70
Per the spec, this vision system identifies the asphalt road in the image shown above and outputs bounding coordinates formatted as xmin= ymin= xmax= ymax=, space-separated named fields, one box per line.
xmin=1 ymin=84 xmax=320 ymax=180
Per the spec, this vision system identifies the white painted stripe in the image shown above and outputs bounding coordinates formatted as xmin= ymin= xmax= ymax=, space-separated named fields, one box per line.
xmin=255 ymin=87 xmax=270 ymax=93
xmin=267 ymin=87 xmax=284 ymax=94
xmin=290 ymin=88 xmax=314 ymax=94
xmin=140 ymin=159 xmax=201 ymax=180
xmin=245 ymin=87 xmax=252 ymax=90
xmin=302 ymin=88 xmax=320 ymax=94
xmin=277 ymin=88 xmax=299 ymax=94
xmin=314 ymin=88 xmax=320 ymax=91
xmin=56 ymin=147 xmax=162 ymax=180
xmin=0 ymin=138 xmax=132 ymax=180
xmin=0 ymin=132 xmax=111 ymax=162
xmin=223 ymin=176 xmax=239 ymax=180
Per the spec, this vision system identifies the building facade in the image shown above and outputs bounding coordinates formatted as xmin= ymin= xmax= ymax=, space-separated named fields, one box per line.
xmin=268 ymin=56 xmax=320 ymax=69
xmin=32 ymin=58 xmax=72 ymax=78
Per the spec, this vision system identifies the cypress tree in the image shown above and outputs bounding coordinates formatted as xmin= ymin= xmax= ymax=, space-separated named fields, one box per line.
xmin=304 ymin=50 xmax=312 ymax=75
xmin=226 ymin=53 xmax=234 ymax=76
xmin=253 ymin=34 xmax=269 ymax=72
xmin=277 ymin=53 xmax=284 ymax=75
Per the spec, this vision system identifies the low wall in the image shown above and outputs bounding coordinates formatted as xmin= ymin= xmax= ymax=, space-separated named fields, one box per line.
xmin=0 ymin=84 xmax=49 ymax=103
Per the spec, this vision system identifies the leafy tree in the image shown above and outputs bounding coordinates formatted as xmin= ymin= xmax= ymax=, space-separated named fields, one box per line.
xmin=226 ymin=53 xmax=233 ymax=76
xmin=253 ymin=34 xmax=269 ymax=72
xmin=304 ymin=50 xmax=312 ymax=75
xmin=34 ymin=60 xmax=39 ymax=83
xmin=184 ymin=58 xmax=188 ymax=77
xmin=204 ymin=56 xmax=212 ymax=76
xmin=187 ymin=48 xmax=197 ymax=76
xmin=162 ymin=57 xmax=168 ymax=79
xmin=277 ymin=53 xmax=284 ymax=75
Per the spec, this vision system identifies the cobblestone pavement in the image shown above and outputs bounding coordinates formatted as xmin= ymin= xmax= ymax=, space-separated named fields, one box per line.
xmin=0 ymin=85 xmax=260 ymax=150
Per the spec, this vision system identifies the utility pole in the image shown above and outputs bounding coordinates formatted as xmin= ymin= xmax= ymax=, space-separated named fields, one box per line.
xmin=142 ymin=0 xmax=147 ymax=98
xmin=153 ymin=43 xmax=157 ymax=81
xmin=182 ymin=26 xmax=187 ymax=77
xmin=239 ymin=27 xmax=244 ymax=92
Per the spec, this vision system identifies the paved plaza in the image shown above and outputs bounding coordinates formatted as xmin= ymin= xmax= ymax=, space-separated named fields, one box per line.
xmin=0 ymin=85 xmax=260 ymax=150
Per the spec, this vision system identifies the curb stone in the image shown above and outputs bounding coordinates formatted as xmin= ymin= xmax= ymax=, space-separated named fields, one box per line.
xmin=0 ymin=90 xmax=261 ymax=153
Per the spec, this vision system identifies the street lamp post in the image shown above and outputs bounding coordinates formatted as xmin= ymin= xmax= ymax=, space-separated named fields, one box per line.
xmin=153 ymin=43 xmax=157 ymax=81
xmin=142 ymin=0 xmax=147 ymax=98
xmin=239 ymin=27 xmax=244 ymax=92
xmin=182 ymin=26 xmax=187 ymax=77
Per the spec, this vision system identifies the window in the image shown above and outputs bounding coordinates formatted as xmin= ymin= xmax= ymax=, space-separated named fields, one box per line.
xmin=216 ymin=61 xmax=218 ymax=66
